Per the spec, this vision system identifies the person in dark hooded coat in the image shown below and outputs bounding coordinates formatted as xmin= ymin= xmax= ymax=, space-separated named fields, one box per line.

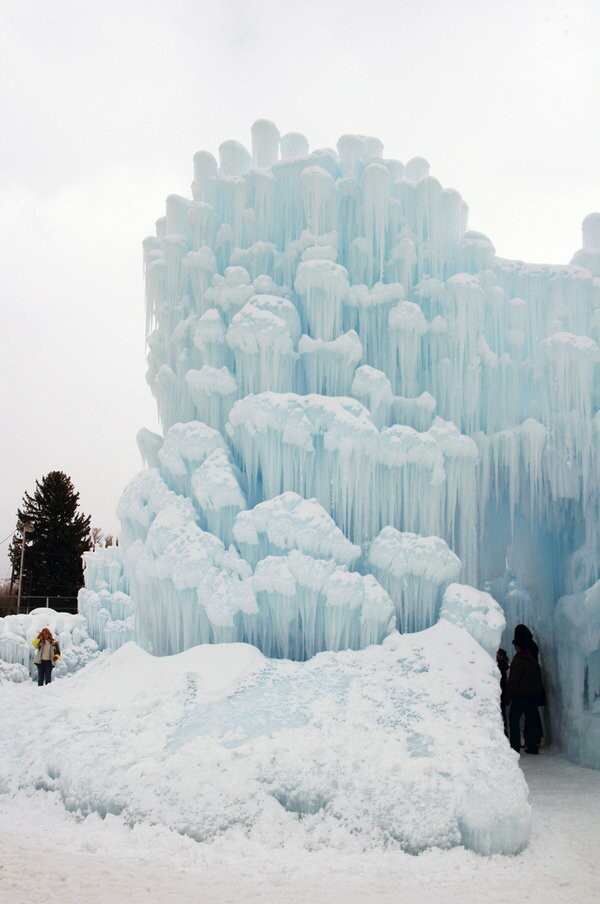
xmin=505 ymin=625 xmax=543 ymax=754
xmin=496 ymin=648 xmax=510 ymax=735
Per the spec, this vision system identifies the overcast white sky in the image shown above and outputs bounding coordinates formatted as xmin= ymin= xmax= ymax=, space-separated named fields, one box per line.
xmin=1 ymin=0 xmax=599 ymax=579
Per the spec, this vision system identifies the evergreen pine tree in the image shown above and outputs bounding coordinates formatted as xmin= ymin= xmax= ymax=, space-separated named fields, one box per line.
xmin=9 ymin=471 xmax=92 ymax=598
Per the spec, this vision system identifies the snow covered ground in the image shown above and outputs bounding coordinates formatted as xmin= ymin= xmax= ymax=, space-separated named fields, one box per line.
xmin=0 ymin=752 xmax=598 ymax=904
xmin=0 ymin=627 xmax=530 ymax=857
xmin=0 ymin=634 xmax=599 ymax=903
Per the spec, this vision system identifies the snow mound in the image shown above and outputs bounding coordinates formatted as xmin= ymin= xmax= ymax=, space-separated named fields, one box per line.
xmin=440 ymin=582 xmax=506 ymax=657
xmin=0 ymin=622 xmax=530 ymax=856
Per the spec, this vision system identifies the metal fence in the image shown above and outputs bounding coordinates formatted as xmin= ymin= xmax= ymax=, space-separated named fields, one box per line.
xmin=0 ymin=595 xmax=79 ymax=617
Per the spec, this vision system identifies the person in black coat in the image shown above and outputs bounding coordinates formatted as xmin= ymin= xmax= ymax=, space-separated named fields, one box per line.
xmin=505 ymin=627 xmax=543 ymax=754
xmin=496 ymin=648 xmax=510 ymax=735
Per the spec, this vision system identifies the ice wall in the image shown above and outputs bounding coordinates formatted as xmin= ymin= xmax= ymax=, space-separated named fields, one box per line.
xmin=97 ymin=121 xmax=600 ymax=766
xmin=369 ymin=528 xmax=461 ymax=633
xmin=112 ymin=462 xmax=392 ymax=659
xmin=554 ymin=580 xmax=600 ymax=769
xmin=79 ymin=544 xmax=134 ymax=653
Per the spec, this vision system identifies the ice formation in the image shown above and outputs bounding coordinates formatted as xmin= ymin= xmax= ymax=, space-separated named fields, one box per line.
xmin=554 ymin=580 xmax=600 ymax=769
xmin=78 ymin=545 xmax=134 ymax=653
xmin=82 ymin=121 xmax=600 ymax=769
xmin=368 ymin=528 xmax=461 ymax=633
xmin=0 ymin=609 xmax=100 ymax=678
xmin=440 ymin=583 xmax=506 ymax=658
xmin=233 ymin=492 xmax=361 ymax=567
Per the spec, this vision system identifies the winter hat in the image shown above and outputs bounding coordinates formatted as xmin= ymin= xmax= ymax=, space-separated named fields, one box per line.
xmin=513 ymin=623 xmax=533 ymax=647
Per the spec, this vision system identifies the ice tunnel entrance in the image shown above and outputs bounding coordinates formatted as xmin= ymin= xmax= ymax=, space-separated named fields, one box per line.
xmin=80 ymin=121 xmax=600 ymax=767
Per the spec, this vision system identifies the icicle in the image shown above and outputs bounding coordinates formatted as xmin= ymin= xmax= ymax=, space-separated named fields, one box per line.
xmin=337 ymin=134 xmax=363 ymax=177
xmin=246 ymin=169 xmax=277 ymax=243
xmin=249 ymin=551 xmax=393 ymax=659
xmin=344 ymin=282 xmax=403 ymax=372
xmin=439 ymin=583 xmax=505 ymax=657
xmin=191 ymin=150 xmax=218 ymax=203
xmin=193 ymin=309 xmax=230 ymax=367
xmin=233 ymin=491 xmax=361 ymax=568
xmin=403 ymin=157 xmax=429 ymax=183
xmin=460 ymin=230 xmax=495 ymax=273
xmin=571 ymin=212 xmax=600 ymax=277
xmin=218 ymin=139 xmax=252 ymax=177
xmin=191 ymin=447 xmax=247 ymax=546
xmin=186 ymin=247 xmax=217 ymax=313
xmin=165 ymin=195 xmax=192 ymax=238
xmin=301 ymin=165 xmax=336 ymax=237
xmin=361 ymin=163 xmax=390 ymax=283
xmin=186 ymin=365 xmax=238 ymax=433
xmin=157 ymin=420 xmax=229 ymax=497
xmin=351 ymin=365 xmax=393 ymax=428
xmin=204 ymin=267 xmax=254 ymax=323
xmin=136 ymin=428 xmax=164 ymax=470
xmin=280 ymin=132 xmax=309 ymax=160
xmin=251 ymin=119 xmax=280 ymax=168
xmin=299 ymin=331 xmax=362 ymax=395
xmin=226 ymin=296 xmax=299 ymax=395
xmin=369 ymin=528 xmax=461 ymax=633
xmin=388 ymin=301 xmax=429 ymax=396
xmin=294 ymin=259 xmax=349 ymax=340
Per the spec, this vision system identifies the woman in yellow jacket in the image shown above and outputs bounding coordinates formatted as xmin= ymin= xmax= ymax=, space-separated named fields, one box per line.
xmin=32 ymin=628 xmax=61 ymax=686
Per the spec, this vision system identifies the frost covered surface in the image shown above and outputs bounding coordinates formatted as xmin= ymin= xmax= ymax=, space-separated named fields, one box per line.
xmin=369 ymin=528 xmax=461 ymax=632
xmin=440 ymin=583 xmax=506 ymax=658
xmin=554 ymin=580 xmax=600 ymax=769
xmin=226 ymin=395 xmax=477 ymax=575
xmin=233 ymin=491 xmax=361 ymax=567
xmin=79 ymin=545 xmax=133 ymax=652
xmin=77 ymin=588 xmax=134 ymax=654
xmin=103 ymin=122 xmax=600 ymax=767
xmin=1 ymin=753 xmax=598 ymax=904
xmin=111 ymin=465 xmax=393 ymax=658
xmin=250 ymin=551 xmax=394 ymax=659
xmin=0 ymin=622 xmax=529 ymax=856
xmin=0 ymin=608 xmax=100 ymax=678
xmin=0 ymin=659 xmax=29 ymax=683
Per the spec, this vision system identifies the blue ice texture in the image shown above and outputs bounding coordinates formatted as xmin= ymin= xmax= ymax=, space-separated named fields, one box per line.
xmin=3 ymin=122 xmax=599 ymax=858
xmin=13 ymin=120 xmax=600 ymax=768
xmin=78 ymin=121 xmax=600 ymax=769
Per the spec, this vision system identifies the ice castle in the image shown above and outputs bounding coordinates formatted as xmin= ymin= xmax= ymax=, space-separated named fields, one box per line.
xmin=80 ymin=120 xmax=600 ymax=769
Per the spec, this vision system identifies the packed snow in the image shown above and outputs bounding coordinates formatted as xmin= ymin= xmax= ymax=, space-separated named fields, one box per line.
xmin=0 ymin=623 xmax=527 ymax=857
xmin=1 ymin=636 xmax=599 ymax=904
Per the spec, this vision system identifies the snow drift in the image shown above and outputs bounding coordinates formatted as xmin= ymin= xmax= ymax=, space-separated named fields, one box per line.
xmin=0 ymin=622 xmax=530 ymax=856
